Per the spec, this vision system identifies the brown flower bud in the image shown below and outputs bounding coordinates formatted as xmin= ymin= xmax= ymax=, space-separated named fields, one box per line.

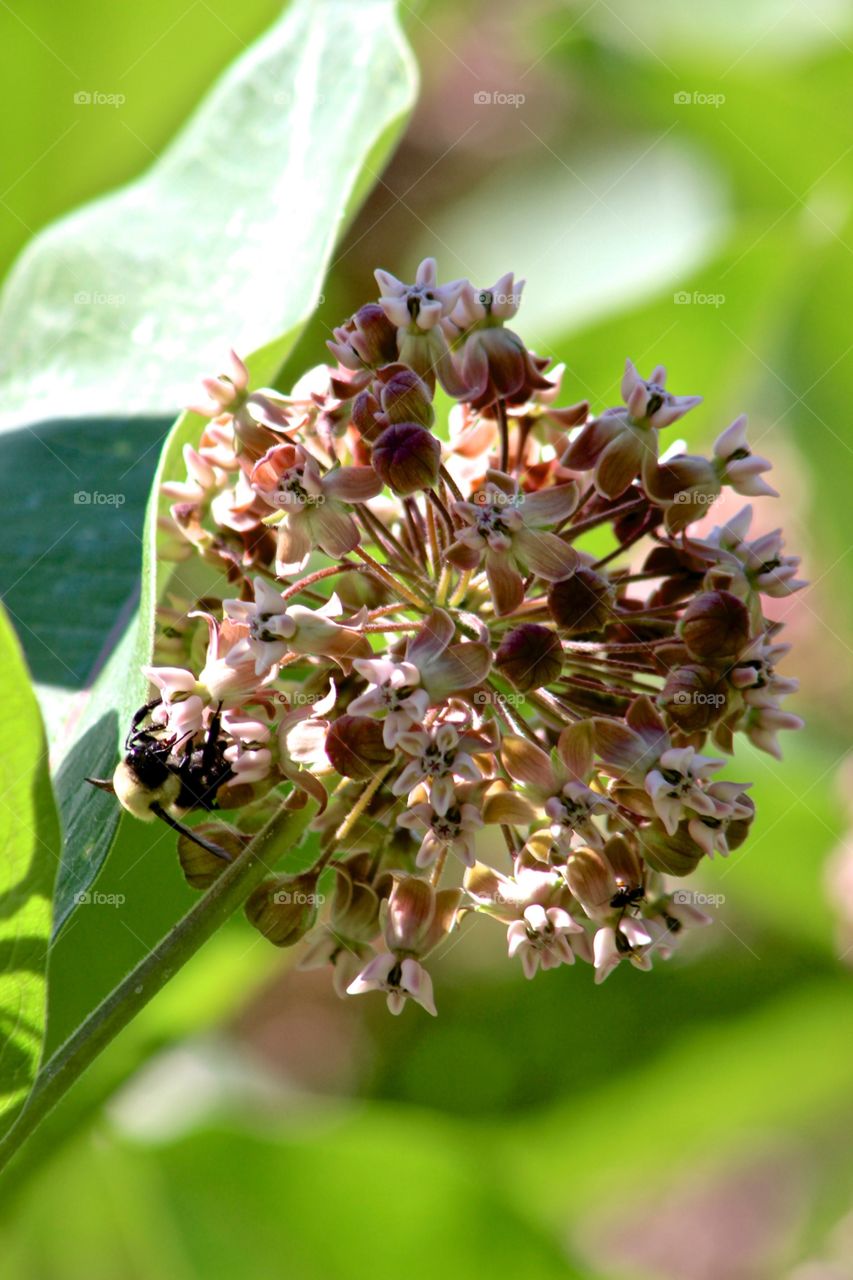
xmin=245 ymin=872 xmax=322 ymax=947
xmin=352 ymin=389 xmax=384 ymax=442
xmin=495 ymin=623 xmax=563 ymax=691
xmin=679 ymin=590 xmax=750 ymax=662
xmin=332 ymin=303 xmax=398 ymax=369
xmin=547 ymin=567 xmax=616 ymax=635
xmin=177 ymin=824 xmax=246 ymax=890
xmin=371 ymin=422 xmax=441 ymax=495
xmin=637 ymin=824 xmax=704 ymax=877
xmin=325 ymin=714 xmax=394 ymax=779
xmin=331 ymin=853 xmax=390 ymax=942
xmin=376 ymin=364 xmax=434 ymax=427
xmin=661 ymin=664 xmax=728 ymax=731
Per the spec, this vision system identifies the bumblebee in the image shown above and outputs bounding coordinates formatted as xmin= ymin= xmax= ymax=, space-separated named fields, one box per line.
xmin=88 ymin=700 xmax=234 ymax=860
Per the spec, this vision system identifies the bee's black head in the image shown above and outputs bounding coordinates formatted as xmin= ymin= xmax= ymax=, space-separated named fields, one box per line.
xmin=124 ymin=745 xmax=173 ymax=791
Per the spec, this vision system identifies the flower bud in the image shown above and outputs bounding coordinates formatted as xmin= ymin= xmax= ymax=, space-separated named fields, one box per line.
xmin=495 ymin=623 xmax=563 ymax=691
xmin=177 ymin=824 xmax=246 ymax=890
xmin=636 ymin=824 xmax=704 ymax=877
xmin=547 ymin=567 xmax=616 ymax=636
xmin=245 ymin=872 xmax=321 ymax=946
xmin=376 ymin=364 xmax=434 ymax=427
xmin=679 ymin=590 xmax=750 ymax=662
xmin=328 ymin=303 xmax=398 ymax=370
xmin=372 ymin=422 xmax=441 ymax=496
xmin=661 ymin=664 xmax=728 ymax=731
xmin=385 ymin=875 xmax=460 ymax=957
xmin=566 ymin=848 xmax=613 ymax=917
xmin=324 ymin=714 xmax=394 ymax=779
xmin=331 ymin=853 xmax=390 ymax=942
xmin=352 ymin=389 xmax=385 ymax=442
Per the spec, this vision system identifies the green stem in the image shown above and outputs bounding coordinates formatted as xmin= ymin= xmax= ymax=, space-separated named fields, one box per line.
xmin=0 ymin=798 xmax=316 ymax=1175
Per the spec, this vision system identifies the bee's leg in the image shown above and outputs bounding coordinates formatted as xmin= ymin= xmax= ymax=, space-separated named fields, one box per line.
xmin=126 ymin=698 xmax=164 ymax=751
xmin=150 ymin=803 xmax=233 ymax=861
xmin=201 ymin=701 xmax=224 ymax=774
xmin=85 ymin=776 xmax=115 ymax=794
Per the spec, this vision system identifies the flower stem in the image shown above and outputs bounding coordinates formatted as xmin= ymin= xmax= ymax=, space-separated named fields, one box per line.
xmin=354 ymin=548 xmax=432 ymax=611
xmin=0 ymin=797 xmax=316 ymax=1175
xmin=334 ymin=764 xmax=395 ymax=843
xmin=496 ymin=399 xmax=510 ymax=473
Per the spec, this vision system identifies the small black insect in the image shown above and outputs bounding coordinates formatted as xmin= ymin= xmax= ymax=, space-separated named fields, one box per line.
xmin=87 ymin=699 xmax=234 ymax=860
xmin=609 ymin=883 xmax=646 ymax=912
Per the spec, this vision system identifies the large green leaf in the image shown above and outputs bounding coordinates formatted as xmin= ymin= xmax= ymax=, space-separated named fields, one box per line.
xmin=0 ymin=607 xmax=61 ymax=1140
xmin=43 ymin=9 xmax=416 ymax=1063
xmin=0 ymin=0 xmax=416 ymax=432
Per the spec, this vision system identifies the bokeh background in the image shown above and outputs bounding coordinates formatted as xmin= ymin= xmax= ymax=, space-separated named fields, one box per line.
xmin=2 ymin=1 xmax=853 ymax=1277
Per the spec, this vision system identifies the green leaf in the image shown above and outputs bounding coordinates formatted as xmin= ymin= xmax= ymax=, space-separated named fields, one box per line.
xmin=41 ymin=2 xmax=417 ymax=1087
xmin=44 ymin=0 xmax=417 ymax=943
xmin=0 ymin=0 xmax=417 ymax=431
xmin=3 ymin=1107 xmax=589 ymax=1279
xmin=0 ymin=606 xmax=61 ymax=1139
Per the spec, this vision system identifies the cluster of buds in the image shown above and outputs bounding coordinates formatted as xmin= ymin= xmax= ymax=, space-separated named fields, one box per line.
xmin=146 ymin=257 xmax=804 ymax=1014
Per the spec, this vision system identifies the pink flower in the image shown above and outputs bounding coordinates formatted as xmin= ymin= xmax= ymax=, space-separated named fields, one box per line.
xmin=713 ymin=416 xmax=777 ymax=498
xmin=347 ymin=953 xmax=437 ymax=1015
xmin=398 ymin=795 xmax=485 ymax=868
xmin=445 ymin=273 xmax=552 ymax=409
xmin=446 ymin=471 xmax=579 ymax=615
xmin=188 ymin=349 xmax=249 ymax=419
xmin=392 ymin=722 xmax=486 ymax=815
xmin=348 ymin=657 xmax=431 ymax=747
xmin=221 ymin=711 xmax=273 ymax=786
xmin=566 ymin=359 xmax=701 ymax=498
xmin=501 ymin=721 xmax=612 ymax=853
xmin=644 ymin=746 xmax=727 ymax=836
xmin=224 ymin=579 xmax=371 ymax=675
xmin=375 ymin=257 xmax=468 ymax=395
xmin=506 ymin=903 xmax=583 ymax=979
xmin=250 ymin=442 xmax=382 ymax=573
xmin=593 ymin=918 xmax=654 ymax=983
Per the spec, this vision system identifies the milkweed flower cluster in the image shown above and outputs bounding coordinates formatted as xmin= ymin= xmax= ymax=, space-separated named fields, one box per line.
xmin=146 ymin=257 xmax=803 ymax=1015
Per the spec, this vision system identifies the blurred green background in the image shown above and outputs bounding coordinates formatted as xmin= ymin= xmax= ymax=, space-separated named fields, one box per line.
xmin=2 ymin=1 xmax=853 ymax=1277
